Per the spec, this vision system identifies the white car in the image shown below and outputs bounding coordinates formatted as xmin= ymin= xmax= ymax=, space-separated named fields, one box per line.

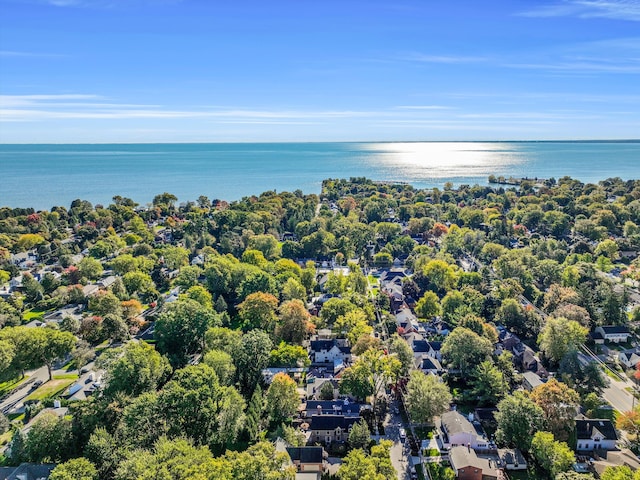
xmin=399 ymin=428 xmax=406 ymax=440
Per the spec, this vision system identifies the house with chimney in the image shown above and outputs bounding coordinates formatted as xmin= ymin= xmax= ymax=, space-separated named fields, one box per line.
xmin=436 ymin=411 xmax=492 ymax=451
xmin=449 ymin=445 xmax=499 ymax=480
xmin=576 ymin=419 xmax=618 ymax=452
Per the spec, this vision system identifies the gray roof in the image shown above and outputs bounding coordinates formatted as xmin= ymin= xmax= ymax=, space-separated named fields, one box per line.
xmin=440 ymin=410 xmax=476 ymax=436
xmin=449 ymin=446 xmax=497 ymax=475
xmin=0 ymin=463 xmax=57 ymax=480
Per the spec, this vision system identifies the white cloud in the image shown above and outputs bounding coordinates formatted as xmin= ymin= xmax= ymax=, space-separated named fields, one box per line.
xmin=519 ymin=0 xmax=640 ymax=21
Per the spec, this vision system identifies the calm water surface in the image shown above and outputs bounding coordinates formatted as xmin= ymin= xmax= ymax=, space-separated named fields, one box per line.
xmin=1 ymin=142 xmax=639 ymax=209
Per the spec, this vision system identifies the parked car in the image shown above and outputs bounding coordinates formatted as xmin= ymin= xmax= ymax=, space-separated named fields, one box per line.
xmin=399 ymin=428 xmax=406 ymax=440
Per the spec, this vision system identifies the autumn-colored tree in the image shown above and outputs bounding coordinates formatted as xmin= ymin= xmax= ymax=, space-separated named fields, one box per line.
xmin=238 ymin=292 xmax=279 ymax=332
xmin=531 ymin=378 xmax=580 ymax=441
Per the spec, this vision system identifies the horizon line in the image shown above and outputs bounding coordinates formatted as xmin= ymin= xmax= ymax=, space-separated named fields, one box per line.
xmin=1 ymin=138 xmax=640 ymax=145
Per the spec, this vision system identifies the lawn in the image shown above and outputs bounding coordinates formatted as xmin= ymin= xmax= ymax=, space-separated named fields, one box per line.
xmin=25 ymin=378 xmax=76 ymax=401
xmin=22 ymin=309 xmax=45 ymax=321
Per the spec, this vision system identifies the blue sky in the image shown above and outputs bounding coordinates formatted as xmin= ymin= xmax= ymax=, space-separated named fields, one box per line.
xmin=1 ymin=0 xmax=639 ymax=142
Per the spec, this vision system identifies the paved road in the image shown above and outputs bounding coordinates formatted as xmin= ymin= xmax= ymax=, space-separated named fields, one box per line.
xmin=383 ymin=400 xmax=411 ymax=480
xmin=0 ymin=366 xmax=49 ymax=414
xmin=603 ymin=377 xmax=636 ymax=414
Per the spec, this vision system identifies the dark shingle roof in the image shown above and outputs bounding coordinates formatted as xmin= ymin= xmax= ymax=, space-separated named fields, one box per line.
xmin=306 ymin=400 xmax=361 ymax=414
xmin=310 ymin=340 xmax=337 ymax=352
xmin=309 ymin=415 xmax=360 ymax=431
xmin=600 ymin=325 xmax=630 ymax=335
xmin=576 ymin=419 xmax=618 ymax=441
xmin=286 ymin=446 xmax=324 ymax=464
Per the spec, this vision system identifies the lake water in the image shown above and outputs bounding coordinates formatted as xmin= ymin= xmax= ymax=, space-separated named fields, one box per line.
xmin=1 ymin=141 xmax=639 ymax=210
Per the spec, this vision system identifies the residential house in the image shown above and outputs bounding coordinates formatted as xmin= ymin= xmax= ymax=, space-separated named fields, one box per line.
xmin=592 ymin=449 xmax=640 ymax=476
xmin=97 ymin=275 xmax=117 ymax=289
xmin=437 ymin=411 xmax=491 ymax=451
xmin=619 ymin=349 xmax=640 ymax=369
xmin=306 ymin=377 xmax=339 ymax=400
xmin=381 ymin=281 xmax=404 ymax=313
xmin=303 ymin=400 xmax=361 ymax=418
xmin=309 ymin=339 xmax=351 ymax=365
xmin=449 ymin=446 xmax=499 ymax=480
xmin=307 ymin=415 xmax=361 ymax=446
xmin=416 ymin=356 xmax=444 ymax=375
xmin=594 ymin=326 xmax=632 ymax=344
xmin=378 ymin=269 xmax=407 ymax=285
xmin=395 ymin=308 xmax=420 ymax=334
xmin=0 ymin=463 xmax=56 ymax=480
xmin=576 ymin=419 xmax=618 ymax=451
xmin=497 ymin=449 xmax=527 ymax=471
xmin=521 ymin=371 xmax=544 ymax=391
xmin=43 ymin=304 xmax=83 ymax=323
xmin=275 ymin=438 xmax=325 ymax=478
xmin=81 ymin=284 xmax=100 ymax=297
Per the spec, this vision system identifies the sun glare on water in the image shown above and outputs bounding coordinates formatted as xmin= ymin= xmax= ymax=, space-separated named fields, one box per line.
xmin=359 ymin=142 xmax=525 ymax=180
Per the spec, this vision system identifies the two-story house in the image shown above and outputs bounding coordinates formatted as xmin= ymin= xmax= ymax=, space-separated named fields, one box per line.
xmin=307 ymin=415 xmax=361 ymax=446
xmin=594 ymin=326 xmax=632 ymax=344
xmin=437 ymin=411 xmax=491 ymax=451
xmin=309 ymin=339 xmax=352 ymax=365
xmin=576 ymin=419 xmax=618 ymax=452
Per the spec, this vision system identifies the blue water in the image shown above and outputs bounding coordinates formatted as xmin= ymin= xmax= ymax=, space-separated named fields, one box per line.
xmin=0 ymin=141 xmax=639 ymax=210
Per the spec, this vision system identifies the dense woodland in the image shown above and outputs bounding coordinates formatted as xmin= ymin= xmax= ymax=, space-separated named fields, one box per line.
xmin=1 ymin=176 xmax=640 ymax=480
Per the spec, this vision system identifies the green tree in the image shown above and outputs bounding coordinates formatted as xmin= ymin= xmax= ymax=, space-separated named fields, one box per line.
xmin=349 ymin=419 xmax=371 ymax=450
xmin=538 ymin=317 xmax=588 ymax=364
xmin=155 ymin=298 xmax=219 ymax=367
xmin=205 ymin=326 xmax=242 ymax=355
xmin=88 ymin=290 xmax=123 ymax=318
xmin=338 ymin=439 xmax=396 ymax=480
xmin=183 ymin=285 xmax=213 ymax=309
xmin=405 ymin=370 xmax=452 ymax=425
xmin=281 ymin=277 xmax=306 ymax=302
xmin=319 ymin=381 xmax=335 ymax=400
xmin=470 ymin=360 xmax=508 ymax=406
xmin=203 ymin=349 xmax=236 ymax=385
xmin=0 ymin=339 xmax=15 ymax=374
xmin=389 ymin=333 xmax=414 ymax=378
xmin=415 ymin=291 xmax=442 ymax=319
xmin=531 ymin=431 xmax=575 ymax=478
xmin=159 ymin=364 xmax=246 ymax=450
xmin=84 ymin=427 xmax=120 ymax=480
xmin=50 ymin=458 xmax=98 ymax=480
xmin=245 ymin=385 xmax=265 ymax=442
xmin=441 ymin=327 xmax=493 ymax=375
xmin=269 ymin=342 xmax=310 ymax=367
xmin=494 ymin=391 xmax=545 ymax=451
xmin=600 ymin=466 xmax=636 ymax=480
xmin=78 ymin=256 xmax=104 ymax=281
xmin=25 ymin=412 xmax=73 ymax=462
xmin=235 ymin=329 xmax=273 ymax=396
xmin=335 ymin=309 xmax=373 ymax=345
xmin=103 ymin=341 xmax=171 ymax=397
xmin=265 ymin=372 xmax=299 ymax=425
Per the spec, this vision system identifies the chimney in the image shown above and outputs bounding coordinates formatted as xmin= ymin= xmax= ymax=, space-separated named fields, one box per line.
xmin=467 ymin=443 xmax=470 ymax=452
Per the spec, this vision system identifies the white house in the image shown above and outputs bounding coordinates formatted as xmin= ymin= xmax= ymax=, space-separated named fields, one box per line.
xmin=437 ymin=411 xmax=491 ymax=451
xmin=309 ymin=339 xmax=351 ymax=364
xmin=618 ymin=350 xmax=640 ymax=369
xmin=576 ymin=419 xmax=618 ymax=451
xmin=595 ymin=326 xmax=632 ymax=344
